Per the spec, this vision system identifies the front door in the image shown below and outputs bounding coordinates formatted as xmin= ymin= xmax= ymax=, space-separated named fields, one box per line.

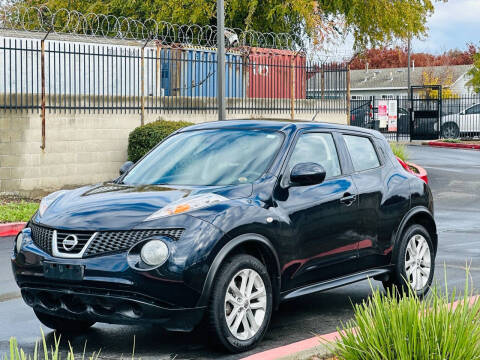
xmin=275 ymin=131 xmax=362 ymax=291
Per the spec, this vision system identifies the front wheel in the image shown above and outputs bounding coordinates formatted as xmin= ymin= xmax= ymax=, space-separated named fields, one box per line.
xmin=34 ymin=310 xmax=95 ymax=333
xmin=441 ymin=122 xmax=460 ymax=139
xmin=383 ymin=224 xmax=435 ymax=297
xmin=208 ymin=254 xmax=273 ymax=353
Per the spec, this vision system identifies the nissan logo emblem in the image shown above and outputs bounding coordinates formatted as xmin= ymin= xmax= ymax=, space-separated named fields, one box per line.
xmin=62 ymin=234 xmax=78 ymax=252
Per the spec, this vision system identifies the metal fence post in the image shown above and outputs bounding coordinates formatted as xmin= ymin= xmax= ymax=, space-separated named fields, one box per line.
xmin=217 ymin=0 xmax=226 ymax=121
xmin=290 ymin=58 xmax=295 ymax=120
xmin=40 ymin=30 xmax=51 ymax=150
xmin=396 ymin=96 xmax=399 ymax=142
xmin=140 ymin=38 xmax=150 ymax=125
xmin=346 ymin=64 xmax=351 ymax=125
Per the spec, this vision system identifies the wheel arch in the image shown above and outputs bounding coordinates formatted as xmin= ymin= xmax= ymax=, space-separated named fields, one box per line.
xmin=392 ymin=206 xmax=438 ymax=264
xmin=196 ymin=233 xmax=281 ymax=310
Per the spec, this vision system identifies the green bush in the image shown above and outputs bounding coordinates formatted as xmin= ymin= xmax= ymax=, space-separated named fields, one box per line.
xmin=333 ymin=279 xmax=480 ymax=360
xmin=390 ymin=142 xmax=408 ymax=162
xmin=127 ymin=119 xmax=194 ymax=162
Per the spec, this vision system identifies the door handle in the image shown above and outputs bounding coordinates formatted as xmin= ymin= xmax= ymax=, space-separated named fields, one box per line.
xmin=340 ymin=193 xmax=357 ymax=206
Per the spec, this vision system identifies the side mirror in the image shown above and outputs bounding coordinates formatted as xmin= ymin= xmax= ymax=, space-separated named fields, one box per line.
xmin=290 ymin=162 xmax=326 ymax=187
xmin=119 ymin=161 xmax=134 ymax=175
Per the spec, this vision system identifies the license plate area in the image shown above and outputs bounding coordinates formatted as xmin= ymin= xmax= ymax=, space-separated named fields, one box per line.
xmin=43 ymin=262 xmax=84 ymax=281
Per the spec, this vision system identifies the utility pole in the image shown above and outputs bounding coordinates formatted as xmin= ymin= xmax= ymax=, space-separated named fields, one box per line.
xmin=217 ymin=0 xmax=226 ymax=121
xmin=407 ymin=37 xmax=411 ymax=97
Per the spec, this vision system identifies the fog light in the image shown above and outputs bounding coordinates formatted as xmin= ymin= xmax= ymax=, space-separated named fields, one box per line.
xmin=140 ymin=240 xmax=169 ymax=266
xmin=15 ymin=232 xmax=24 ymax=253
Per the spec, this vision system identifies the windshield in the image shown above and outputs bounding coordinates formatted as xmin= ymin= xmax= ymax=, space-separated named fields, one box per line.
xmin=123 ymin=129 xmax=284 ymax=186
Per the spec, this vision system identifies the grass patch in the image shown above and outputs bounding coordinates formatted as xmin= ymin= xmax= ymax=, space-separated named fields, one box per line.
xmin=441 ymin=138 xmax=462 ymax=143
xmin=6 ymin=330 xmax=100 ymax=360
xmin=390 ymin=143 xmax=408 ymax=162
xmin=0 ymin=197 xmax=39 ymax=223
xmin=333 ymin=277 xmax=480 ymax=359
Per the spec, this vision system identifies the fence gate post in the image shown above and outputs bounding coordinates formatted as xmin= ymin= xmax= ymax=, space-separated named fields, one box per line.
xmin=346 ymin=64 xmax=351 ymax=125
xmin=290 ymin=58 xmax=295 ymax=120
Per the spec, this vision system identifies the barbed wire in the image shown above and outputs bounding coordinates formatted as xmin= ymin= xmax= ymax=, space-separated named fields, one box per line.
xmin=0 ymin=5 xmax=302 ymax=50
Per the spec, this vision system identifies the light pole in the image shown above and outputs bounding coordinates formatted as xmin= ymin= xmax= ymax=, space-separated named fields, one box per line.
xmin=217 ymin=0 xmax=226 ymax=121
xmin=407 ymin=37 xmax=411 ymax=97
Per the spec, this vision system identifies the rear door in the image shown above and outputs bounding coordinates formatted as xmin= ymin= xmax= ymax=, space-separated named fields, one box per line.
xmin=340 ymin=133 xmax=387 ymax=269
xmin=463 ymin=104 xmax=480 ymax=133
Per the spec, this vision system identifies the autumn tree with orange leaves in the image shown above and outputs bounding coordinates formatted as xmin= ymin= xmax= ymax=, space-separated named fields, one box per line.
xmin=350 ymin=45 xmax=477 ymax=70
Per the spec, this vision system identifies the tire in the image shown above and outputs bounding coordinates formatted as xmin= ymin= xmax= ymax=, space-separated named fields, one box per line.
xmin=208 ymin=254 xmax=273 ymax=353
xmin=34 ymin=310 xmax=95 ymax=333
xmin=383 ymin=224 xmax=435 ymax=298
xmin=441 ymin=122 xmax=460 ymax=139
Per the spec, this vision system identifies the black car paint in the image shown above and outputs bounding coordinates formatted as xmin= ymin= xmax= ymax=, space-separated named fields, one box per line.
xmin=11 ymin=120 xmax=436 ymax=332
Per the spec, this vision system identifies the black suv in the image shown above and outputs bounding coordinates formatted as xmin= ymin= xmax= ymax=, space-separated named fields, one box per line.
xmin=12 ymin=120 xmax=437 ymax=352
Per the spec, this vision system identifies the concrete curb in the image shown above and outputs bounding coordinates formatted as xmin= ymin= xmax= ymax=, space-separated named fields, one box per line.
xmin=0 ymin=222 xmax=26 ymax=237
xmin=426 ymin=141 xmax=480 ymax=150
xmin=241 ymin=331 xmax=340 ymax=360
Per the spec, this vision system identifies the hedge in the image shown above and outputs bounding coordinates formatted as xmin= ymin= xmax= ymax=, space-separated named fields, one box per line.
xmin=127 ymin=119 xmax=194 ymax=162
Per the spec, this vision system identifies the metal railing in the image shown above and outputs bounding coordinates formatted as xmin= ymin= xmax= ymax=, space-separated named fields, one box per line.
xmin=0 ymin=35 xmax=348 ymax=116
xmin=351 ymin=95 xmax=480 ymax=141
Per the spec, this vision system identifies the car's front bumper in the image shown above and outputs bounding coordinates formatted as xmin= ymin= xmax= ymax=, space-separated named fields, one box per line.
xmin=19 ymin=284 xmax=205 ymax=331
xmin=11 ymin=216 xmax=226 ymax=331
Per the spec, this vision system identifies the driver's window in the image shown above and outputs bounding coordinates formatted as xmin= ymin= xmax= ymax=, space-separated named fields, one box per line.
xmin=465 ymin=105 xmax=480 ymax=115
xmin=287 ymin=133 xmax=341 ymax=180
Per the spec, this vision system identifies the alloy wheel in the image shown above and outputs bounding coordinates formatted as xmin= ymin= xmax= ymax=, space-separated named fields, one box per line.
xmin=224 ymin=268 xmax=267 ymax=341
xmin=405 ymin=234 xmax=431 ymax=291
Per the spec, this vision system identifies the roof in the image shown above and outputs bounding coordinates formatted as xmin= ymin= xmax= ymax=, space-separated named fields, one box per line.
xmin=350 ymin=64 xmax=473 ymax=90
xmin=179 ymin=119 xmax=382 ymax=137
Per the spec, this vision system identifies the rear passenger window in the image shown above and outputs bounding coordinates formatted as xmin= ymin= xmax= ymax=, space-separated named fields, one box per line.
xmin=287 ymin=133 xmax=341 ymax=179
xmin=343 ymin=135 xmax=380 ymax=172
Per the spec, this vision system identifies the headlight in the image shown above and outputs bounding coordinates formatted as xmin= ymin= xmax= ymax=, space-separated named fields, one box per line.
xmin=144 ymin=193 xmax=228 ymax=221
xmin=140 ymin=240 xmax=169 ymax=266
xmin=39 ymin=190 xmax=68 ymax=217
xmin=15 ymin=232 xmax=24 ymax=253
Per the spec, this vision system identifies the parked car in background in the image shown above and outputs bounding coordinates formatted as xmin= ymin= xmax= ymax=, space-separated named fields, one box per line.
xmin=438 ymin=103 xmax=480 ymax=138
xmin=12 ymin=121 xmax=437 ymax=353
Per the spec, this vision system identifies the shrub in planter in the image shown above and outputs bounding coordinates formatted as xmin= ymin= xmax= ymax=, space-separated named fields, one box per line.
xmin=390 ymin=142 xmax=408 ymax=162
xmin=334 ymin=279 xmax=480 ymax=360
xmin=127 ymin=119 xmax=194 ymax=162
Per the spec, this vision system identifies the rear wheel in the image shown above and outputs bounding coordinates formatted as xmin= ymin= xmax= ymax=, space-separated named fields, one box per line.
xmin=383 ymin=224 xmax=434 ymax=297
xmin=441 ymin=122 xmax=460 ymax=139
xmin=34 ymin=310 xmax=95 ymax=333
xmin=208 ymin=254 xmax=273 ymax=353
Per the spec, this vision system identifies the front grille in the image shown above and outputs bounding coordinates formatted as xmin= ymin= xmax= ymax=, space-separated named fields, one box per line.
xmin=30 ymin=223 xmax=53 ymax=254
xmin=84 ymin=229 xmax=184 ymax=257
xmin=56 ymin=230 xmax=94 ymax=254
xmin=29 ymin=223 xmax=184 ymax=258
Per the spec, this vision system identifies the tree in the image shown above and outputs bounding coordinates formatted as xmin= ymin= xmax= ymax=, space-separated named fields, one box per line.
xmin=422 ymin=68 xmax=458 ymax=99
xmin=467 ymin=54 xmax=480 ymax=93
xmin=12 ymin=0 xmax=437 ymax=50
xmin=350 ymin=45 xmax=477 ymax=70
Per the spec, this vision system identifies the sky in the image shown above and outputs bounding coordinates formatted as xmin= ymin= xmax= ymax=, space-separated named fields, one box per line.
xmin=412 ymin=0 xmax=480 ymax=54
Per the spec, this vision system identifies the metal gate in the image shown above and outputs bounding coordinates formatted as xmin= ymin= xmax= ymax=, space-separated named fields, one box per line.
xmin=410 ymin=85 xmax=442 ymax=140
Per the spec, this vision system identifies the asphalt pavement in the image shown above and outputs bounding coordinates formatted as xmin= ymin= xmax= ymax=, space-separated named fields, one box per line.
xmin=1 ymin=145 xmax=479 ymax=359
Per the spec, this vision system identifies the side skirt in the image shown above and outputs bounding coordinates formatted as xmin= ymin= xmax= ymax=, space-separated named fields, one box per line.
xmin=280 ymin=267 xmax=392 ymax=301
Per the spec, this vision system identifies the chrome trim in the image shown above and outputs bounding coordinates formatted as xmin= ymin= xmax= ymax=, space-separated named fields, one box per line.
xmin=52 ymin=230 xmax=98 ymax=259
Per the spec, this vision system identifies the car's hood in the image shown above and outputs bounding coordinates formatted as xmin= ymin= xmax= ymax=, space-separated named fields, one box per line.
xmin=33 ymin=182 xmax=252 ymax=230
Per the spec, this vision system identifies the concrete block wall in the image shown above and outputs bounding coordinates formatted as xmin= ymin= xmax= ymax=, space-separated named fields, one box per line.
xmin=0 ymin=110 xmax=347 ymax=198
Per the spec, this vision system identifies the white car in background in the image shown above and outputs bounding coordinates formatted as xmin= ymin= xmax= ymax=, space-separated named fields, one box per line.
xmin=439 ymin=103 xmax=480 ymax=138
